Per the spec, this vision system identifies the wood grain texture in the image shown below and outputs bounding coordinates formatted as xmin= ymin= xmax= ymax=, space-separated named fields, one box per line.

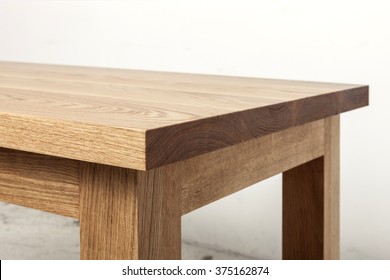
xmin=180 ymin=119 xmax=325 ymax=214
xmin=0 ymin=61 xmax=369 ymax=170
xmin=0 ymin=119 xmax=324 ymax=219
xmin=323 ymin=115 xmax=340 ymax=260
xmin=0 ymin=147 xmax=79 ymax=218
xmin=282 ymin=115 xmax=340 ymax=260
xmin=282 ymin=157 xmax=325 ymax=260
xmin=145 ymin=89 xmax=366 ymax=168
xmin=79 ymin=163 xmax=181 ymax=260
xmin=137 ymin=168 xmax=181 ymax=259
xmin=0 ymin=113 xmax=145 ymax=170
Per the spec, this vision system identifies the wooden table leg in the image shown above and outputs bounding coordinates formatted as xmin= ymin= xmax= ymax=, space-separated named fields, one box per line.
xmin=79 ymin=163 xmax=181 ymax=260
xmin=282 ymin=116 xmax=340 ymax=260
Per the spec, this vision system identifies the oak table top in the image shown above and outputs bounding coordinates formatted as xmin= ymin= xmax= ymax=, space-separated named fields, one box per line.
xmin=0 ymin=61 xmax=368 ymax=170
xmin=0 ymin=61 xmax=369 ymax=260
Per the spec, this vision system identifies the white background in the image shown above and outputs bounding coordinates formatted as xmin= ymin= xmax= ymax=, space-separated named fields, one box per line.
xmin=0 ymin=0 xmax=388 ymax=259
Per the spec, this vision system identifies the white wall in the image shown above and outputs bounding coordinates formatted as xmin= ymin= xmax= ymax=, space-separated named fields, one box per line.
xmin=0 ymin=0 xmax=388 ymax=259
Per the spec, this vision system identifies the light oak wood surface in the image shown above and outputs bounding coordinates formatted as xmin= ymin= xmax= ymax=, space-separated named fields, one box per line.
xmin=79 ymin=163 xmax=181 ymax=260
xmin=0 ymin=117 xmax=341 ymax=260
xmin=0 ymin=147 xmax=79 ymax=218
xmin=0 ymin=62 xmax=368 ymax=260
xmin=179 ymin=119 xmax=325 ymax=214
xmin=282 ymin=115 xmax=340 ymax=260
xmin=0 ymin=61 xmax=368 ymax=170
xmin=0 ymin=119 xmax=323 ymax=218
xmin=323 ymin=115 xmax=340 ymax=259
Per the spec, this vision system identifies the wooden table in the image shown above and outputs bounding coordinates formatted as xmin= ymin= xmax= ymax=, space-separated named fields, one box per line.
xmin=0 ymin=61 xmax=368 ymax=260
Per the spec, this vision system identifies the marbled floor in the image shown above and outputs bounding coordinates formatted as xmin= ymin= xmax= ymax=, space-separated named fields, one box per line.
xmin=0 ymin=202 xmax=249 ymax=260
